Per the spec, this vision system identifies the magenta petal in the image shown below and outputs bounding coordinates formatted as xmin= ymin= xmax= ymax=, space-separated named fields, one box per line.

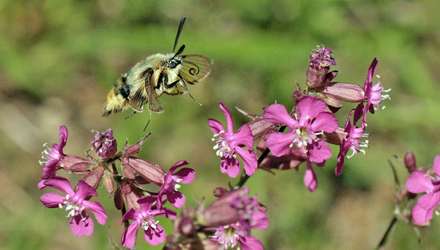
xmin=40 ymin=193 xmax=65 ymax=208
xmin=70 ymin=212 xmax=94 ymax=237
xmin=266 ymin=132 xmax=295 ymax=157
xmin=405 ymin=171 xmax=434 ymax=193
xmin=252 ymin=210 xmax=270 ymax=230
xmin=297 ymin=96 xmax=327 ymax=123
xmin=173 ymin=168 xmax=195 ymax=184
xmin=311 ymin=112 xmax=338 ymax=133
xmin=417 ymin=192 xmax=440 ymax=210
xmin=168 ymin=160 xmax=189 ymax=173
xmin=122 ymin=208 xmax=138 ymax=223
xmin=433 ymin=155 xmax=440 ymax=176
xmin=83 ymin=200 xmax=108 ymax=225
xmin=232 ymin=124 xmax=254 ymax=149
xmin=220 ymin=157 xmax=241 ymax=178
xmin=241 ymin=235 xmax=264 ymax=250
xmin=76 ymin=180 xmax=98 ymax=199
xmin=235 ymin=147 xmax=258 ymax=176
xmin=41 ymin=177 xmax=74 ymax=195
xmin=58 ymin=125 xmax=68 ymax=150
xmin=335 ymin=141 xmax=351 ymax=176
xmin=304 ymin=162 xmax=318 ymax=192
xmin=219 ymin=102 xmax=234 ymax=133
xmin=263 ymin=104 xmax=298 ymax=128
xmin=412 ymin=203 xmax=435 ymax=224
xmin=144 ymin=224 xmax=166 ymax=246
xmin=307 ymin=140 xmax=332 ymax=164
xmin=208 ymin=118 xmax=225 ymax=134
xmin=121 ymin=221 xmax=140 ymax=248
xmin=168 ymin=190 xmax=186 ymax=209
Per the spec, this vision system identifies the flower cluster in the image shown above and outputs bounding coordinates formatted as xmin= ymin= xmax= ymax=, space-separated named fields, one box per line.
xmin=38 ymin=126 xmax=194 ymax=247
xmin=208 ymin=46 xmax=390 ymax=192
xmin=38 ymin=45 xmax=391 ymax=249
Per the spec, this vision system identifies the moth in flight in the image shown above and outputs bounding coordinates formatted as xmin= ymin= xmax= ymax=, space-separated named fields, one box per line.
xmin=103 ymin=17 xmax=211 ymax=117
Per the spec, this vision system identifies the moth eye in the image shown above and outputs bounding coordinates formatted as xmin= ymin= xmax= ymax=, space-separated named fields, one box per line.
xmin=169 ymin=59 xmax=181 ymax=69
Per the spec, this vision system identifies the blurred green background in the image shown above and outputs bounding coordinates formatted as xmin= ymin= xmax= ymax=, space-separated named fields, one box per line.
xmin=1 ymin=0 xmax=440 ymax=249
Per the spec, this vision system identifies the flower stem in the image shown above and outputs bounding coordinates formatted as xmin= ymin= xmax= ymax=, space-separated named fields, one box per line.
xmin=376 ymin=216 xmax=398 ymax=250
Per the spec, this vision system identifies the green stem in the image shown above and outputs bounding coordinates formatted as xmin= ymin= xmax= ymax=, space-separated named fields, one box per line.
xmin=376 ymin=216 xmax=398 ymax=250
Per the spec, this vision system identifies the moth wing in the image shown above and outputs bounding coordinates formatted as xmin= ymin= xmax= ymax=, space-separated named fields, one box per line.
xmin=127 ymin=68 xmax=154 ymax=113
xmin=147 ymin=87 xmax=164 ymax=113
xmin=165 ymin=55 xmax=212 ymax=95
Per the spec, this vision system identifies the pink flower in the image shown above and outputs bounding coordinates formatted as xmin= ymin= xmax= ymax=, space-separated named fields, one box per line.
xmin=209 ymin=103 xmax=258 ymax=178
xmin=210 ymin=209 xmax=269 ymax=250
xmin=39 ymin=177 xmax=108 ymax=236
xmin=39 ymin=126 xmax=89 ymax=179
xmin=39 ymin=126 xmax=68 ymax=179
xmin=362 ymin=58 xmax=390 ymax=124
xmin=157 ymin=160 xmax=195 ymax=209
xmin=335 ymin=104 xmax=369 ymax=176
xmin=263 ymin=96 xmax=338 ymax=164
xmin=92 ymin=129 xmax=117 ymax=158
xmin=121 ymin=196 xmax=176 ymax=248
xmin=406 ymin=155 xmax=440 ymax=224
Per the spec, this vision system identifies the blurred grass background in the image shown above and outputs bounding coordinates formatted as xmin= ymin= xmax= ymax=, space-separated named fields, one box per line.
xmin=1 ymin=0 xmax=440 ymax=249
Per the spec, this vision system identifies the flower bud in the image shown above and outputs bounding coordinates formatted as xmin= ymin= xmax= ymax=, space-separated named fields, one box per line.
xmin=124 ymin=157 xmax=166 ymax=185
xmin=80 ymin=165 xmax=104 ymax=190
xmin=318 ymin=82 xmax=365 ymax=103
xmin=92 ymin=129 xmax=117 ymax=158
xmin=306 ymin=45 xmax=336 ymax=88
xmin=404 ymin=151 xmax=417 ymax=173
xmin=103 ymin=170 xmax=114 ymax=193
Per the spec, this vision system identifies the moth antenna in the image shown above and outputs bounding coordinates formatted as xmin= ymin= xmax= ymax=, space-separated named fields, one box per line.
xmin=143 ymin=112 xmax=152 ymax=132
xmin=173 ymin=17 xmax=186 ymax=53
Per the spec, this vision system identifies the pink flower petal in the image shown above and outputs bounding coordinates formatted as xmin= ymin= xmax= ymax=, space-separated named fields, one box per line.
xmin=307 ymin=140 xmax=332 ymax=164
xmin=40 ymin=177 xmax=74 ymax=196
xmin=412 ymin=203 xmax=435 ymax=224
xmin=263 ymin=104 xmax=298 ymax=129
xmin=311 ymin=112 xmax=338 ymax=133
xmin=304 ymin=162 xmax=318 ymax=192
xmin=70 ymin=212 xmax=94 ymax=237
xmin=232 ymin=124 xmax=254 ymax=149
xmin=241 ymin=235 xmax=264 ymax=250
xmin=144 ymin=224 xmax=166 ymax=246
xmin=406 ymin=171 xmax=434 ymax=193
xmin=235 ymin=147 xmax=258 ymax=176
xmin=40 ymin=193 xmax=65 ymax=208
xmin=219 ymin=102 xmax=234 ymax=133
xmin=75 ymin=180 xmax=98 ymax=199
xmin=220 ymin=157 xmax=241 ymax=178
xmin=167 ymin=189 xmax=186 ymax=209
xmin=173 ymin=167 xmax=195 ymax=184
xmin=417 ymin=192 xmax=440 ymax=210
xmin=121 ymin=221 xmax=140 ymax=248
xmin=266 ymin=132 xmax=295 ymax=157
xmin=83 ymin=200 xmax=108 ymax=225
xmin=297 ymin=96 xmax=327 ymax=124
xmin=208 ymin=118 xmax=225 ymax=134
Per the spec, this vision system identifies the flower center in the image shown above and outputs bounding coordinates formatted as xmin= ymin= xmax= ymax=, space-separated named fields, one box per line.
xmin=60 ymin=194 xmax=86 ymax=220
xmin=216 ymin=225 xmax=239 ymax=248
xmin=292 ymin=126 xmax=317 ymax=148
xmin=141 ymin=216 xmax=159 ymax=231
xmin=212 ymin=131 xmax=236 ymax=159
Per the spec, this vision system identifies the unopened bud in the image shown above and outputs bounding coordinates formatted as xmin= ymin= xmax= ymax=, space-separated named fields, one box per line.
xmin=103 ymin=170 xmax=114 ymax=193
xmin=80 ymin=165 xmax=104 ymax=190
xmin=318 ymin=82 xmax=365 ymax=103
xmin=404 ymin=151 xmax=417 ymax=173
